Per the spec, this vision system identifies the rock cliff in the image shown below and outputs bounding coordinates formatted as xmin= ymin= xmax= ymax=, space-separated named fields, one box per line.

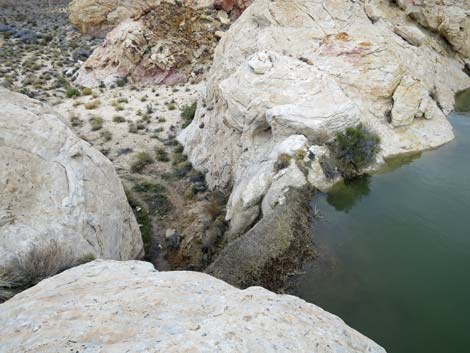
xmin=179 ymin=0 xmax=470 ymax=236
xmin=0 ymin=89 xmax=143 ymax=297
xmin=0 ymin=260 xmax=386 ymax=353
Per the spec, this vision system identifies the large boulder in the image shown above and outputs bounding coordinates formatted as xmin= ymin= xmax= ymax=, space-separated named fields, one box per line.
xmin=0 ymin=260 xmax=386 ymax=353
xmin=179 ymin=0 xmax=470 ymax=236
xmin=68 ymin=0 xmax=159 ymax=35
xmin=74 ymin=2 xmax=220 ymax=87
xmin=0 ymin=89 xmax=143 ymax=291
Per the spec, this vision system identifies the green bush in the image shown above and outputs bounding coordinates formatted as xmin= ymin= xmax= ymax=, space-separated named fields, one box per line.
xmin=180 ymin=102 xmax=197 ymax=128
xmin=66 ymin=87 xmax=80 ymax=98
xmin=81 ymin=87 xmax=92 ymax=96
xmin=330 ymin=124 xmax=380 ymax=179
xmin=130 ymin=152 xmax=154 ymax=173
xmin=155 ymin=147 xmax=170 ymax=162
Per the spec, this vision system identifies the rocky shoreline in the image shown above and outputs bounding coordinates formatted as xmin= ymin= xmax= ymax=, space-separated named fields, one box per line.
xmin=1 ymin=0 xmax=470 ymax=350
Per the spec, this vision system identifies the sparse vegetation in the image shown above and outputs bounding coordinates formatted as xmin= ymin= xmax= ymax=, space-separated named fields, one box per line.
xmin=112 ymin=115 xmax=126 ymax=123
xmin=84 ymin=99 xmax=101 ymax=110
xmin=0 ymin=241 xmax=94 ymax=302
xmin=81 ymin=87 xmax=92 ymax=96
xmin=274 ymin=153 xmax=292 ymax=172
xmin=89 ymin=116 xmax=103 ymax=131
xmin=329 ymin=124 xmax=380 ymax=179
xmin=180 ymin=102 xmax=197 ymax=128
xmin=100 ymin=129 xmax=112 ymax=141
xmin=130 ymin=151 xmax=154 ymax=173
xmin=66 ymin=87 xmax=80 ymax=98
xmin=155 ymin=147 xmax=170 ymax=162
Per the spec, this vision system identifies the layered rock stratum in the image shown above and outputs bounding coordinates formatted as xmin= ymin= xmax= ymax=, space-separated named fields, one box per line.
xmin=179 ymin=0 xmax=470 ymax=236
xmin=0 ymin=260 xmax=386 ymax=353
xmin=74 ymin=1 xmax=222 ymax=86
xmin=0 ymin=89 xmax=143 ymax=275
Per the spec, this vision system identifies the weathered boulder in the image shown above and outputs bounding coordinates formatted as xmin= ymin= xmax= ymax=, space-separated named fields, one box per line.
xmin=69 ymin=0 xmax=252 ymax=35
xmin=75 ymin=2 xmax=220 ymax=87
xmin=68 ymin=0 xmax=158 ymax=35
xmin=0 ymin=89 xmax=143 ymax=288
xmin=179 ymin=0 xmax=470 ymax=237
xmin=0 ymin=260 xmax=386 ymax=353
xmin=395 ymin=0 xmax=470 ymax=58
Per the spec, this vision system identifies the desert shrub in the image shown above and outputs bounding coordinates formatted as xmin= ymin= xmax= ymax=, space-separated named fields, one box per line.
xmin=155 ymin=147 xmax=170 ymax=162
xmin=0 ymin=241 xmax=94 ymax=302
xmin=180 ymin=102 xmax=197 ymax=128
xmin=130 ymin=151 xmax=154 ymax=173
xmin=274 ymin=153 xmax=291 ymax=172
xmin=132 ymin=182 xmax=173 ymax=216
xmin=84 ymin=99 xmax=101 ymax=110
xmin=66 ymin=87 xmax=80 ymax=98
xmin=89 ymin=116 xmax=103 ymax=131
xmin=81 ymin=87 xmax=92 ymax=96
xmin=330 ymin=124 xmax=380 ymax=179
xmin=113 ymin=115 xmax=126 ymax=123
xmin=100 ymin=129 xmax=112 ymax=142
xmin=69 ymin=114 xmax=83 ymax=127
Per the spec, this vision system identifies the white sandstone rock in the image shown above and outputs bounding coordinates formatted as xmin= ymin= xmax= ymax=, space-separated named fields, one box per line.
xmin=179 ymin=0 xmax=470 ymax=236
xmin=0 ymin=89 xmax=143 ymax=271
xmin=0 ymin=260 xmax=386 ymax=353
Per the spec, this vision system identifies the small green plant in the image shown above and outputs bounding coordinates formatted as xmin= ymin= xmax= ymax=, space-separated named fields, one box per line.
xmin=330 ymin=124 xmax=380 ymax=179
xmin=274 ymin=153 xmax=291 ymax=172
xmin=89 ymin=116 xmax=103 ymax=131
xmin=130 ymin=151 xmax=154 ymax=173
xmin=66 ymin=87 xmax=80 ymax=98
xmin=180 ymin=102 xmax=197 ymax=128
xmin=167 ymin=102 xmax=176 ymax=111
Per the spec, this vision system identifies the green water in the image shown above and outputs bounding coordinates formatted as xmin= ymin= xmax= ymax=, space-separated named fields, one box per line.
xmin=293 ymin=112 xmax=470 ymax=353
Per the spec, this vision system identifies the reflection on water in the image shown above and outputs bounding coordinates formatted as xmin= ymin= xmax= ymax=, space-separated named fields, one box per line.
xmin=292 ymin=113 xmax=470 ymax=353
xmin=326 ymin=176 xmax=371 ymax=213
xmin=455 ymin=88 xmax=470 ymax=112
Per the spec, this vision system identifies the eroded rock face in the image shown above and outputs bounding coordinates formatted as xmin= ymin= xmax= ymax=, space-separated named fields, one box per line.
xmin=68 ymin=0 xmax=159 ymax=35
xmin=75 ymin=2 xmax=220 ymax=87
xmin=0 ymin=89 xmax=143 ymax=271
xmin=395 ymin=0 xmax=470 ymax=58
xmin=0 ymin=260 xmax=386 ymax=353
xmin=179 ymin=0 xmax=470 ymax=236
xmin=69 ymin=0 xmax=252 ymax=35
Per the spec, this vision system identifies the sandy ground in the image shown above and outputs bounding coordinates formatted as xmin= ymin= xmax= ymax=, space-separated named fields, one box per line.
xmin=1 ymin=0 xmax=227 ymax=271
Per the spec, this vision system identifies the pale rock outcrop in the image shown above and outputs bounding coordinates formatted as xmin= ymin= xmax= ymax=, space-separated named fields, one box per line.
xmin=69 ymin=0 xmax=252 ymax=35
xmin=395 ymin=0 xmax=470 ymax=58
xmin=0 ymin=260 xmax=386 ymax=353
xmin=0 ymin=89 xmax=143 ymax=271
xmin=179 ymin=0 xmax=470 ymax=236
xmin=68 ymin=0 xmax=159 ymax=35
xmin=75 ymin=1 xmax=221 ymax=87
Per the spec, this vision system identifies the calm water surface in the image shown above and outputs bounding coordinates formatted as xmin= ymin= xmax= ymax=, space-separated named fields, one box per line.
xmin=293 ymin=112 xmax=470 ymax=353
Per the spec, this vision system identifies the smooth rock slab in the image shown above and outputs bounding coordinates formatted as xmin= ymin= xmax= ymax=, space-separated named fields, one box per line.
xmin=0 ymin=88 xmax=143 ymax=270
xmin=0 ymin=260 xmax=386 ymax=353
